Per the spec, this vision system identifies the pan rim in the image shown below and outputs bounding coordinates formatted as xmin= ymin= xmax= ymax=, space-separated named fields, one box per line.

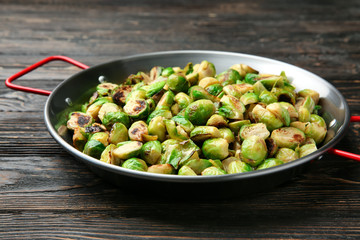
xmin=44 ymin=50 xmax=351 ymax=183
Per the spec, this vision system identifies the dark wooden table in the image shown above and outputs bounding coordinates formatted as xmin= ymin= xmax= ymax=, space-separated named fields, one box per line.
xmin=1 ymin=1 xmax=359 ymax=239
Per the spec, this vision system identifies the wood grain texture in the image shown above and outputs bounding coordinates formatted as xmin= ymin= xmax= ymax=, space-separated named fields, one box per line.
xmin=0 ymin=0 xmax=359 ymax=239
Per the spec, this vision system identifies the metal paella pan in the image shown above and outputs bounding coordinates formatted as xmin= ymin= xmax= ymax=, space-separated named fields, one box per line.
xmin=6 ymin=50 xmax=360 ymax=198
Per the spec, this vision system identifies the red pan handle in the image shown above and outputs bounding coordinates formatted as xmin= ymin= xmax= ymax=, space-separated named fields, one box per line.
xmin=5 ymin=55 xmax=89 ymax=96
xmin=329 ymin=116 xmax=360 ymax=162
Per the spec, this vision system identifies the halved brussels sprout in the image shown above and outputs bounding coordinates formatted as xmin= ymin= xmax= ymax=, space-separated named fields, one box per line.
xmin=122 ymin=158 xmax=148 ymax=172
xmin=271 ymin=127 xmax=306 ymax=149
xmin=174 ymin=92 xmax=192 ymax=111
xmin=67 ymin=112 xmax=93 ymax=130
xmin=201 ymin=166 xmax=227 ymax=176
xmin=266 ymin=137 xmax=278 ymax=157
xmin=148 ymin=116 xmax=167 ymax=142
xmin=109 ymin=122 xmax=128 ymax=145
xmin=272 ymin=88 xmax=296 ymax=105
xmin=227 ymin=160 xmax=253 ymax=174
xmin=112 ymin=85 xmax=133 ymax=105
xmin=161 ymin=140 xmax=200 ymax=169
xmin=304 ymin=122 xmax=327 ymax=145
xmin=266 ymin=102 xmax=290 ymax=126
xmin=172 ymin=115 xmax=195 ymax=134
xmin=198 ymin=77 xmax=219 ymax=89
xmin=83 ymin=139 xmax=106 ymax=159
xmin=252 ymin=104 xmax=283 ymax=131
xmin=178 ymin=165 xmax=197 ymax=176
xmin=146 ymin=107 xmax=172 ymax=124
xmin=196 ymin=60 xmax=216 ymax=80
xmin=128 ymin=121 xmax=149 ymax=142
xmin=184 ymin=99 xmax=216 ymax=125
xmin=184 ymin=159 xmax=213 ymax=175
xmin=148 ymin=164 xmax=175 ymax=174
xmin=98 ymin=103 xmax=121 ymax=122
xmin=100 ymin=144 xmax=122 ymax=166
xmin=299 ymin=144 xmax=317 ymax=158
xmin=298 ymin=106 xmax=311 ymax=122
xmin=113 ymin=141 xmax=143 ymax=159
xmin=190 ymin=126 xmax=221 ymax=142
xmin=97 ymin=83 xmax=118 ymax=96
xmin=253 ymin=81 xmax=267 ymax=96
xmin=257 ymin=158 xmax=284 ymax=170
xmin=239 ymin=123 xmax=270 ymax=140
xmin=275 ymin=148 xmax=299 ymax=163
xmin=241 ymin=135 xmax=268 ymax=167
xmin=206 ymin=114 xmax=228 ymax=128
xmin=290 ymin=121 xmax=307 ymax=132
xmin=140 ymin=141 xmax=162 ymax=165
xmin=219 ymin=128 xmax=235 ymax=143
xmin=222 ymin=85 xmax=242 ymax=98
xmin=123 ymin=99 xmax=149 ymax=120
xmin=202 ymin=138 xmax=229 ymax=160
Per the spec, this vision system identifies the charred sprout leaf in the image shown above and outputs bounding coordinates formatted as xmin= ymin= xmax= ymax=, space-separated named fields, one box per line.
xmin=257 ymin=158 xmax=284 ymax=170
xmin=122 ymin=158 xmax=148 ymax=172
xmin=241 ymin=135 xmax=268 ymax=167
xmin=201 ymin=166 xmax=227 ymax=176
xmin=172 ymin=115 xmax=195 ymax=134
xmin=164 ymin=119 xmax=188 ymax=141
xmin=145 ymin=80 xmax=166 ymax=98
xmin=150 ymin=66 xmax=164 ymax=80
xmin=162 ymin=140 xmax=200 ymax=169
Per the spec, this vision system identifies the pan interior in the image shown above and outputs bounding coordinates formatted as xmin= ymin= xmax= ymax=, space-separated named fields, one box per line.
xmin=45 ymin=51 xmax=349 ymax=178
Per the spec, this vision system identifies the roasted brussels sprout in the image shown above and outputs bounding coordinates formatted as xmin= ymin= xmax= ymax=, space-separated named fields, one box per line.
xmin=202 ymin=138 xmax=229 ymax=160
xmin=113 ymin=141 xmax=143 ymax=160
xmin=257 ymin=158 xmax=284 ymax=170
xmin=109 ymin=122 xmax=128 ymax=144
xmin=122 ymin=158 xmax=148 ymax=172
xmin=148 ymin=164 xmax=175 ymax=174
xmin=271 ymin=127 xmax=305 ymax=149
xmin=239 ymin=123 xmax=270 ymax=140
xmin=67 ymin=112 xmax=93 ymax=130
xmin=201 ymin=166 xmax=227 ymax=176
xmin=184 ymin=99 xmax=216 ymax=125
xmin=241 ymin=135 xmax=268 ymax=167
xmin=190 ymin=126 xmax=221 ymax=142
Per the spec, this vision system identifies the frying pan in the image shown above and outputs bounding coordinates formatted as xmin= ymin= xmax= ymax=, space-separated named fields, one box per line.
xmin=5 ymin=51 xmax=360 ymax=198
